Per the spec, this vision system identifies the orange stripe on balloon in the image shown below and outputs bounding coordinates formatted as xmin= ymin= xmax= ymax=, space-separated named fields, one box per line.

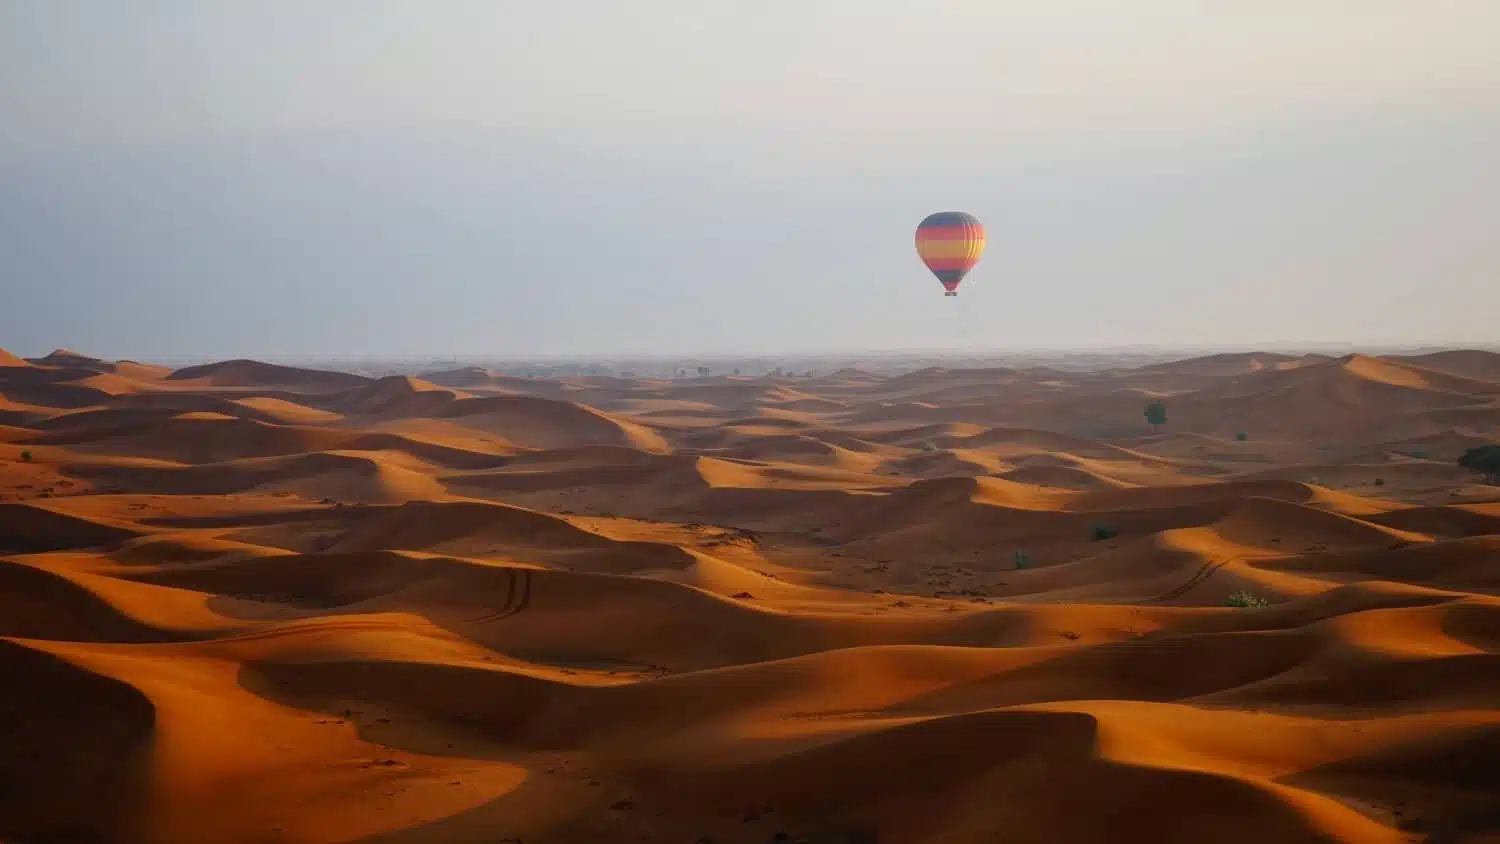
xmin=920 ymin=257 xmax=979 ymax=270
xmin=916 ymin=240 xmax=985 ymax=255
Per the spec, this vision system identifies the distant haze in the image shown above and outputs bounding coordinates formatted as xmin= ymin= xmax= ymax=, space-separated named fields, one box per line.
xmin=3 ymin=2 xmax=1497 ymax=360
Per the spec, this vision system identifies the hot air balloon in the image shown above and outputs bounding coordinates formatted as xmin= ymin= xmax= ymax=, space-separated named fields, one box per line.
xmin=915 ymin=211 xmax=985 ymax=296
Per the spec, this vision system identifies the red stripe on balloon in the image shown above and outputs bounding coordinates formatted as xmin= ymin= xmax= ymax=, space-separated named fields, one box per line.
xmin=915 ymin=225 xmax=983 ymax=241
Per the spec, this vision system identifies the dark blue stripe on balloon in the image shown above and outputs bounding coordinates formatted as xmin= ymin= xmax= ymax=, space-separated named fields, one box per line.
xmin=918 ymin=211 xmax=980 ymax=229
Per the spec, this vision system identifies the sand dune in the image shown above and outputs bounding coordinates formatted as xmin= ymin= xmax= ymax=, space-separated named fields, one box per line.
xmin=0 ymin=346 xmax=32 ymax=368
xmin=1175 ymin=355 xmax=1498 ymax=437
xmin=997 ymin=463 xmax=1136 ymax=490
xmin=0 ymin=373 xmax=120 ymax=410
xmin=28 ymin=414 xmax=360 ymax=461
xmin=1389 ymin=349 xmax=1500 ymax=382
xmin=19 ymin=349 xmax=171 ymax=382
xmin=325 ymin=375 xmax=470 ymax=417
xmin=1133 ymin=350 xmax=1327 ymax=376
xmin=2 ymin=349 xmax=1498 ymax=843
xmin=0 ymin=501 xmax=145 ymax=552
xmin=28 ymin=413 xmax=511 ymax=474
xmin=71 ymin=451 xmax=452 ymax=504
xmin=26 ymin=348 xmax=109 ymax=367
xmin=0 ymin=637 xmax=157 ymax=842
xmin=166 ymin=358 xmax=374 ymax=391
xmin=430 ymin=394 xmax=671 ymax=452
xmin=38 ymin=392 xmax=323 ymax=426
xmin=421 ymin=366 xmax=571 ymax=397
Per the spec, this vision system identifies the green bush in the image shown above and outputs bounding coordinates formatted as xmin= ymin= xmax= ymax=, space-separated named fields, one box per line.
xmin=1458 ymin=444 xmax=1500 ymax=484
xmin=19 ymin=451 xmax=32 ymax=463
xmin=1224 ymin=590 xmax=1270 ymax=608
xmin=1373 ymin=477 xmax=1385 ymax=487
xmin=1090 ymin=522 xmax=1117 ymax=541
xmin=1144 ymin=400 xmax=1167 ymax=431
xmin=1014 ymin=550 xmax=1031 ymax=570
xmin=1234 ymin=431 xmax=1248 ymax=442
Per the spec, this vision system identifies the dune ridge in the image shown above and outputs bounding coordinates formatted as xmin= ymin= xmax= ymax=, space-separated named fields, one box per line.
xmin=1 ymin=349 xmax=1498 ymax=843
xmin=0 ymin=346 xmax=32 ymax=368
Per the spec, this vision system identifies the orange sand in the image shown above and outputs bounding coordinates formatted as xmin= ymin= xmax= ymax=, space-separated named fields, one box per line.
xmin=1 ymin=349 xmax=1498 ymax=843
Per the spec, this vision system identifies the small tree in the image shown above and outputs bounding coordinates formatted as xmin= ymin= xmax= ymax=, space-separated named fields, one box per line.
xmin=1091 ymin=522 xmax=1117 ymax=541
xmin=1144 ymin=400 xmax=1167 ymax=432
xmin=1235 ymin=431 xmax=1248 ymax=442
xmin=1458 ymin=445 xmax=1500 ymax=484
xmin=1014 ymin=550 xmax=1031 ymax=570
xmin=20 ymin=450 xmax=33 ymax=463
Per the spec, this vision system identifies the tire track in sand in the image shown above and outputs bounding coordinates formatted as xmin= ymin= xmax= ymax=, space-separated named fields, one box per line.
xmin=1150 ymin=557 xmax=1233 ymax=603
xmin=472 ymin=567 xmax=533 ymax=624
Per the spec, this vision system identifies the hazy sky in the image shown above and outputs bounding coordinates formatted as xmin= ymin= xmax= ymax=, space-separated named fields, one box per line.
xmin=3 ymin=2 xmax=1497 ymax=360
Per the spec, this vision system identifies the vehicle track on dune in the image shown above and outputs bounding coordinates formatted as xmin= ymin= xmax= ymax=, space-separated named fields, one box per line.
xmin=472 ymin=566 xmax=533 ymax=624
xmin=1150 ymin=557 xmax=1233 ymax=603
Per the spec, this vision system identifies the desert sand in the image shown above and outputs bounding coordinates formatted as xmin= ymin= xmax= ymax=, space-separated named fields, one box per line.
xmin=1 ymin=346 xmax=1498 ymax=844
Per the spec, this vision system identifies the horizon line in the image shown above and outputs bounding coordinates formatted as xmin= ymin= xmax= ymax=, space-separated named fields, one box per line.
xmin=18 ymin=339 xmax=1500 ymax=367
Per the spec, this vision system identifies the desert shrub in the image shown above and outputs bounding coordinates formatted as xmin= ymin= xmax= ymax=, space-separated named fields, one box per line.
xmin=1406 ymin=449 xmax=1430 ymax=460
xmin=1373 ymin=477 xmax=1385 ymax=486
xmin=1090 ymin=522 xmax=1117 ymax=541
xmin=922 ymin=440 xmax=940 ymax=452
xmin=1224 ymin=590 xmax=1270 ymax=608
xmin=1144 ymin=400 xmax=1167 ymax=430
xmin=1234 ymin=431 xmax=1248 ymax=441
xmin=19 ymin=450 xmax=32 ymax=463
xmin=1014 ymin=550 xmax=1031 ymax=570
xmin=1458 ymin=444 xmax=1500 ymax=483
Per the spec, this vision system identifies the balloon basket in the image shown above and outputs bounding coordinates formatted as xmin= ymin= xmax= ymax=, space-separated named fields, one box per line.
xmin=944 ymin=291 xmax=957 ymax=297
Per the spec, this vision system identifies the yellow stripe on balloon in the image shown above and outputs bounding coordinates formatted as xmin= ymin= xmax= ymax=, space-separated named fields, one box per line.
xmin=916 ymin=236 xmax=986 ymax=261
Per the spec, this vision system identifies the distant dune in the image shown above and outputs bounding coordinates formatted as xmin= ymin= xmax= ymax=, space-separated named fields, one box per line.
xmin=1388 ymin=349 xmax=1500 ymax=382
xmin=14 ymin=349 xmax=170 ymax=383
xmin=1134 ymin=350 xmax=1329 ymax=377
xmin=165 ymin=358 xmax=373 ymax=390
xmin=2 ymin=348 xmax=1498 ymax=844
xmin=328 ymin=375 xmax=468 ymax=416
xmin=420 ymin=365 xmax=560 ymax=394
xmin=26 ymin=348 xmax=106 ymax=367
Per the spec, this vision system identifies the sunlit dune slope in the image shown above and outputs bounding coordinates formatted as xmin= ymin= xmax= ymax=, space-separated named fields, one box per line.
xmin=0 ymin=346 xmax=33 ymax=368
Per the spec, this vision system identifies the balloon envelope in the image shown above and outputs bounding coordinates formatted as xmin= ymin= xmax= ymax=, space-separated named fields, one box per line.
xmin=915 ymin=211 xmax=985 ymax=296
